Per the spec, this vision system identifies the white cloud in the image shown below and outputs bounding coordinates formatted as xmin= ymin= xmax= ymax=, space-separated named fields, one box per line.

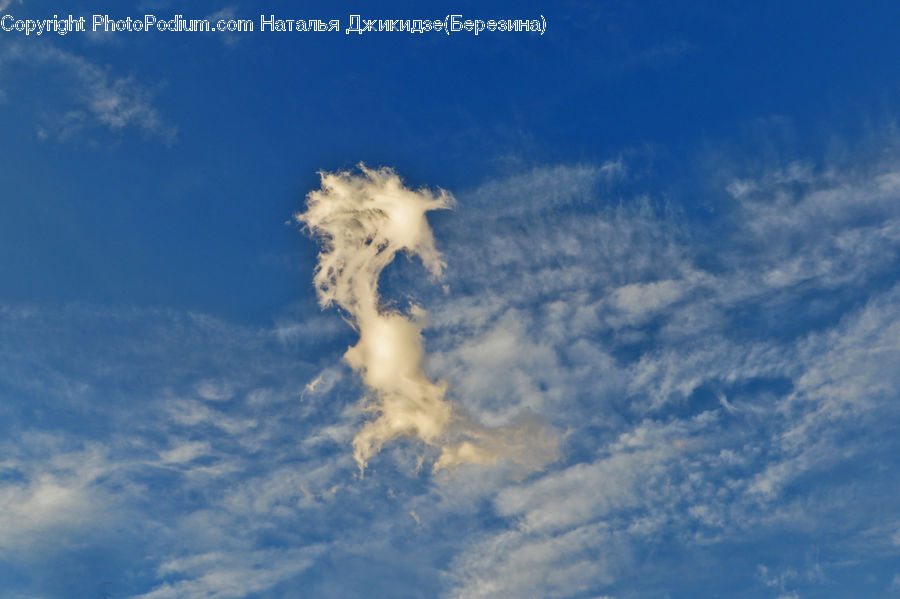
xmin=159 ymin=441 xmax=212 ymax=464
xmin=273 ymin=312 xmax=345 ymax=346
xmin=0 ymin=0 xmax=22 ymax=12
xmin=5 ymin=146 xmax=900 ymax=598
xmin=196 ymin=380 xmax=234 ymax=402
xmin=0 ymin=444 xmax=112 ymax=554
xmin=165 ymin=398 xmax=257 ymax=435
xmin=206 ymin=6 xmax=243 ymax=45
xmin=0 ymin=303 xmax=351 ymax=597
xmin=494 ymin=444 xmax=668 ymax=534
xmin=0 ymin=40 xmax=175 ymax=141
xmin=607 ymin=278 xmax=690 ymax=324
xmin=429 ymin=310 xmax=562 ymax=426
xmin=297 ymin=165 xmax=557 ymax=472
xmin=432 ymin=149 xmax=900 ymax=595
xmin=133 ymin=547 xmax=323 ymax=599
xmin=449 ymin=523 xmax=624 ymax=599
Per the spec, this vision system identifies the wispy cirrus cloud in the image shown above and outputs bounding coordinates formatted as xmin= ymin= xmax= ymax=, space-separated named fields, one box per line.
xmin=3 ymin=140 xmax=900 ymax=598
xmin=132 ymin=547 xmax=325 ymax=599
xmin=0 ymin=40 xmax=176 ymax=142
xmin=412 ymin=151 xmax=900 ymax=597
xmin=0 ymin=304 xmax=346 ymax=597
xmin=0 ymin=0 xmax=23 ymax=13
xmin=0 ymin=440 xmax=113 ymax=554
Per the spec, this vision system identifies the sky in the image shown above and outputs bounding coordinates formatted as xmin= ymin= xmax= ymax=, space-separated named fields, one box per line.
xmin=2 ymin=1 xmax=900 ymax=598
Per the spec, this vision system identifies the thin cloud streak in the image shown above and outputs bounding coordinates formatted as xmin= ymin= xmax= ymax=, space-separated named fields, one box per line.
xmin=0 ymin=39 xmax=176 ymax=141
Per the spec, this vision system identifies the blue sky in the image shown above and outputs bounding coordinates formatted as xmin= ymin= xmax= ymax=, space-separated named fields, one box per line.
xmin=2 ymin=1 xmax=900 ymax=598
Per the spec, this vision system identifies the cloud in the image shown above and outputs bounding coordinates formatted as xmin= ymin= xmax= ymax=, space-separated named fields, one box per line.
xmin=195 ymin=379 xmax=234 ymax=402
xmin=5 ymin=146 xmax=900 ymax=598
xmin=425 ymin=147 xmax=900 ymax=595
xmin=0 ymin=302 xmax=355 ymax=598
xmin=449 ymin=523 xmax=625 ymax=599
xmin=297 ymin=165 xmax=557 ymax=472
xmin=206 ymin=6 xmax=244 ymax=45
xmin=159 ymin=441 xmax=212 ymax=464
xmin=428 ymin=312 xmax=563 ymax=426
xmin=493 ymin=426 xmax=676 ymax=535
xmin=133 ymin=547 xmax=323 ymax=599
xmin=0 ymin=40 xmax=176 ymax=142
xmin=0 ymin=441 xmax=113 ymax=555
xmin=0 ymin=0 xmax=22 ymax=13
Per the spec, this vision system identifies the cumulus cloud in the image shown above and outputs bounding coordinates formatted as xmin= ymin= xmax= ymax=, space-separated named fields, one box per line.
xmin=297 ymin=165 xmax=557 ymax=472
